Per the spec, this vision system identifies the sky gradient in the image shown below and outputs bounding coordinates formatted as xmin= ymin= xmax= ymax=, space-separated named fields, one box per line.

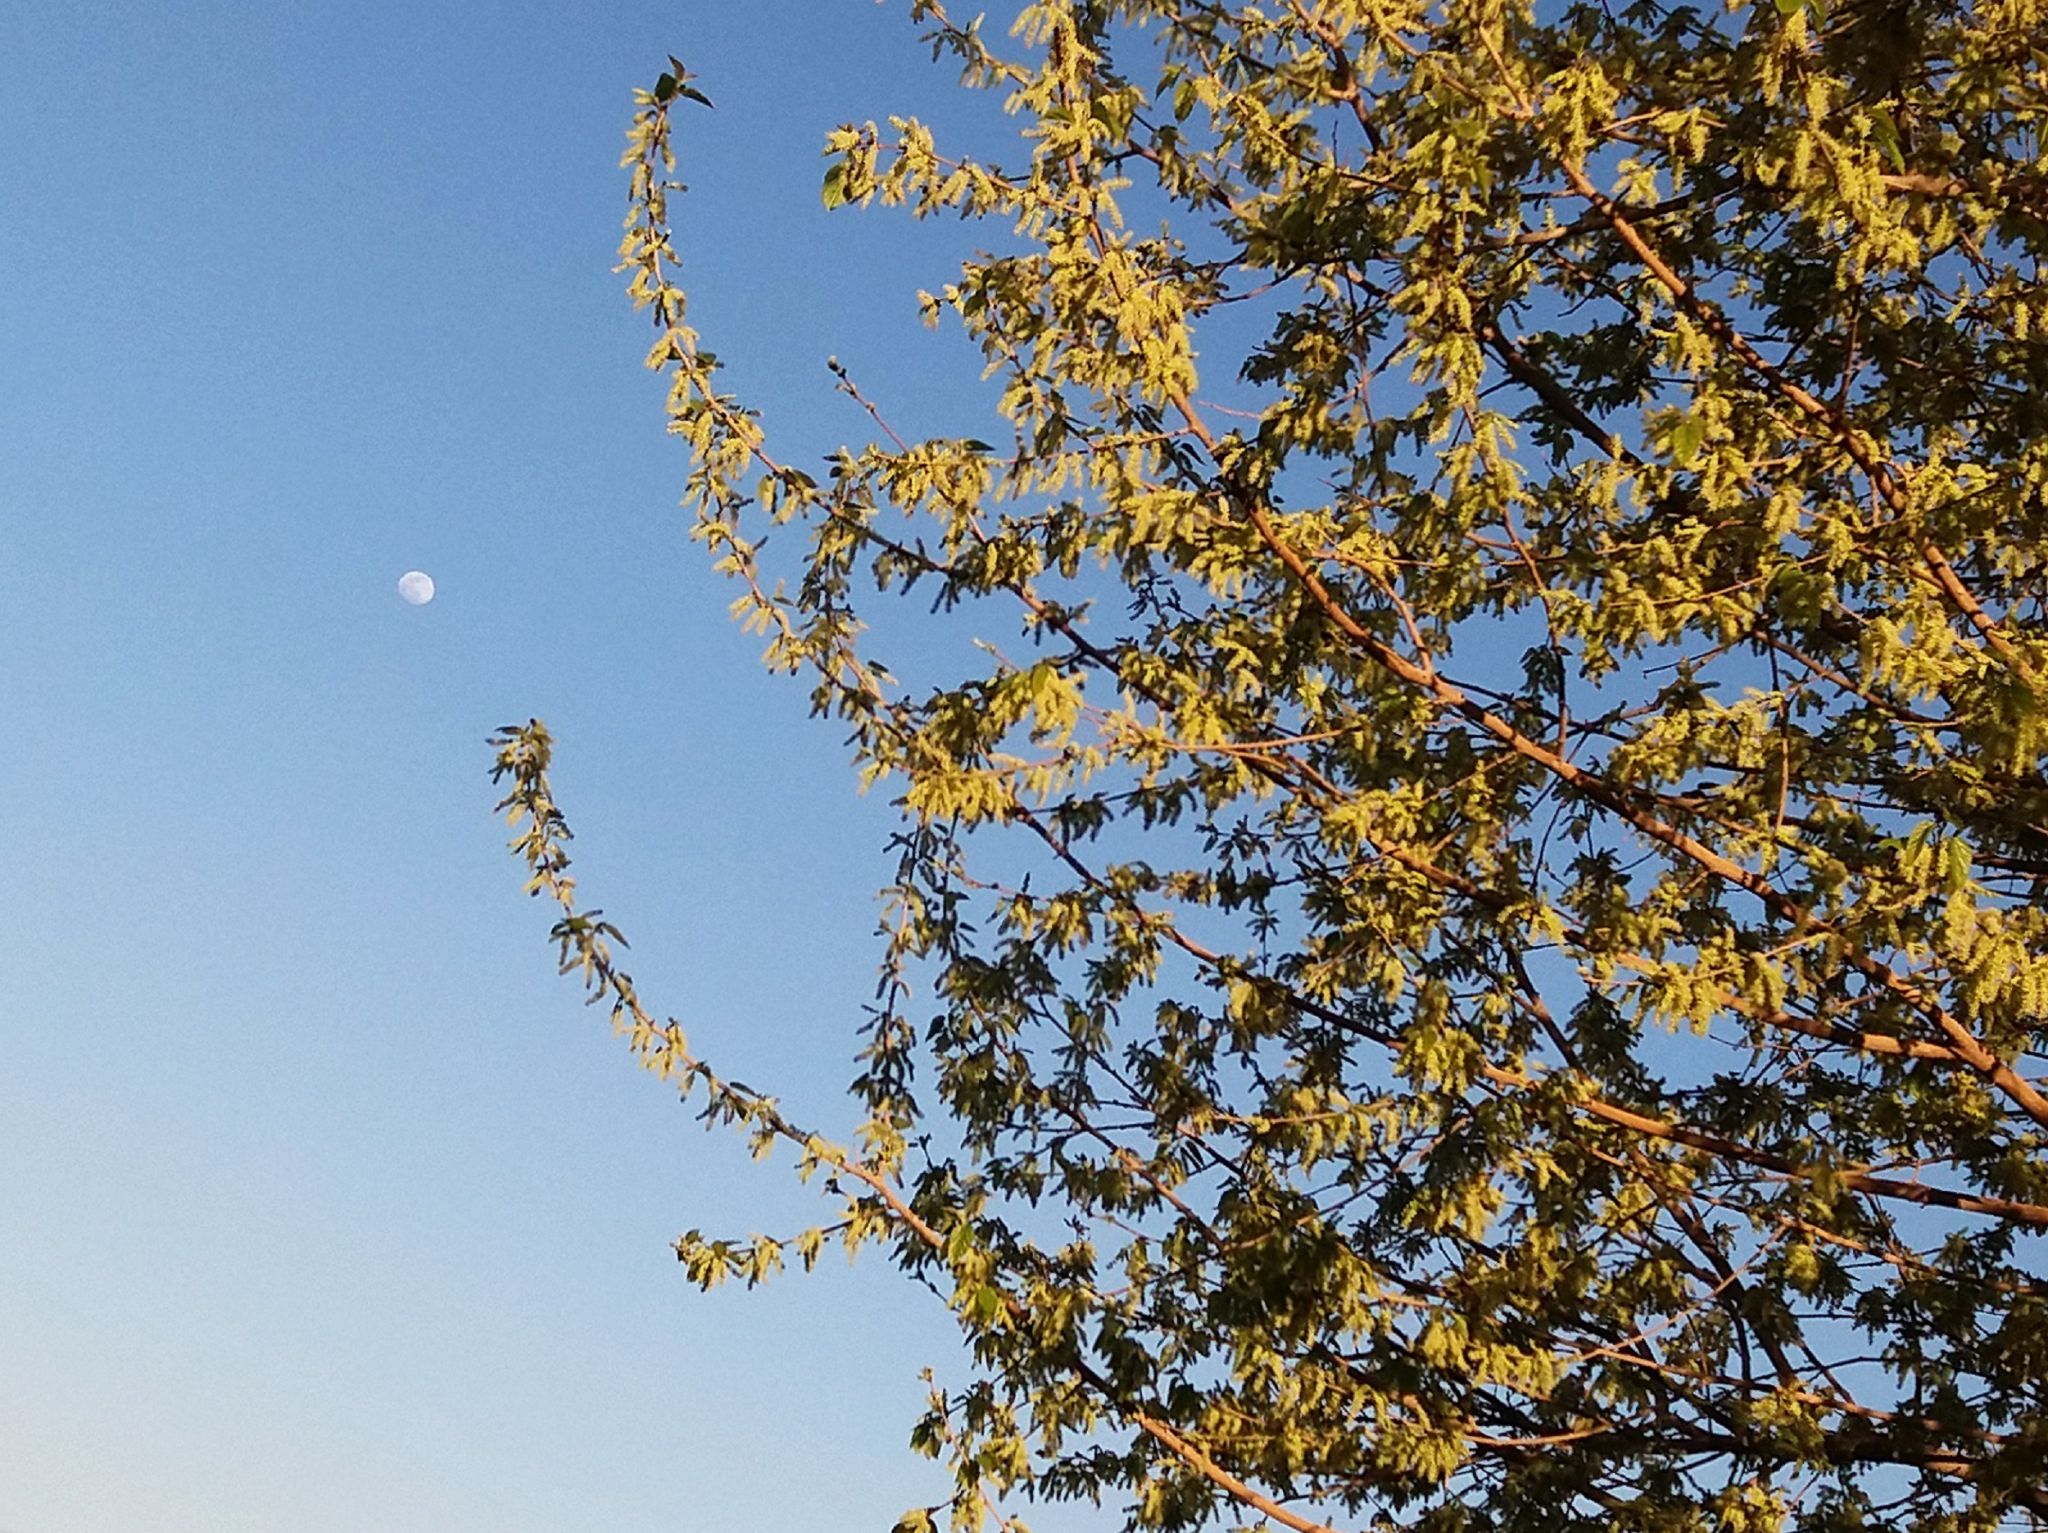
xmin=0 ymin=3 xmax=1063 ymax=1529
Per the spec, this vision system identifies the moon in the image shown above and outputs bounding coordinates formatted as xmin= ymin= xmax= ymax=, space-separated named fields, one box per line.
xmin=397 ymin=570 xmax=435 ymax=606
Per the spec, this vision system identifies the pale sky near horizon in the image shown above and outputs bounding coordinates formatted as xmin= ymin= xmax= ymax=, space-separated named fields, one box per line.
xmin=0 ymin=3 xmax=1097 ymax=1530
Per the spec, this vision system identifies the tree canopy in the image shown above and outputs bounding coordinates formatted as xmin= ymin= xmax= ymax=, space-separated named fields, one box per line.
xmin=492 ymin=2 xmax=2048 ymax=1528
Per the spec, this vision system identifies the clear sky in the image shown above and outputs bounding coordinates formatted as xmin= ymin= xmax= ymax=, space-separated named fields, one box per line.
xmin=0 ymin=3 xmax=1070 ymax=1529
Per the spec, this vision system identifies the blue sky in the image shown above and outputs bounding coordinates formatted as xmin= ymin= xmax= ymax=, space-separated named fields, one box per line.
xmin=0 ymin=3 xmax=1071 ymax=1529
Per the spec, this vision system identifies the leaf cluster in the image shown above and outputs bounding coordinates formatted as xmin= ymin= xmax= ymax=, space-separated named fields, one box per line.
xmin=514 ymin=4 xmax=2048 ymax=1530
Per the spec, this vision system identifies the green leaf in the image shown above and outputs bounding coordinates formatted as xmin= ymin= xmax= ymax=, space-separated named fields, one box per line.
xmin=653 ymin=58 xmax=713 ymax=109
xmin=1868 ymin=105 xmax=1906 ymax=171
xmin=821 ymin=162 xmax=847 ymax=210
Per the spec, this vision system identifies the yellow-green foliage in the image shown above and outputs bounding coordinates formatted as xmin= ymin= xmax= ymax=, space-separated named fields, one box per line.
xmin=504 ymin=7 xmax=2048 ymax=1531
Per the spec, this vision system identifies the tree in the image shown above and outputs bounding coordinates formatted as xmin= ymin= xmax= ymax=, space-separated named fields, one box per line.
xmin=492 ymin=3 xmax=2048 ymax=1529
